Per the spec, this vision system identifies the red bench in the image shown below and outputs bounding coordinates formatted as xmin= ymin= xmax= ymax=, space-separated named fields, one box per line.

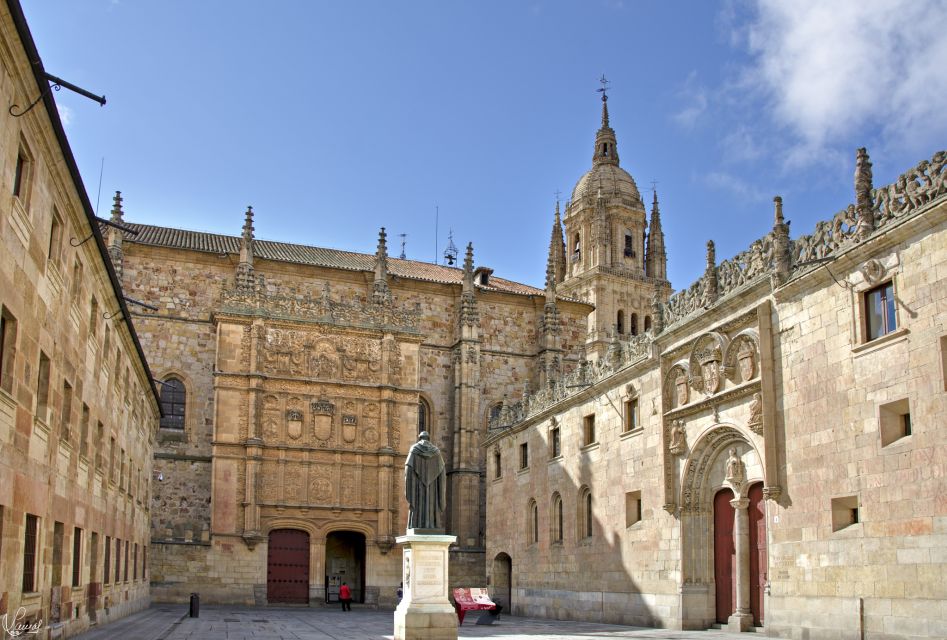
xmin=452 ymin=588 xmax=501 ymax=625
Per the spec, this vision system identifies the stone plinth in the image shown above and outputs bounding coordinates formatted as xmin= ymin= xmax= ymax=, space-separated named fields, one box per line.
xmin=394 ymin=533 xmax=458 ymax=640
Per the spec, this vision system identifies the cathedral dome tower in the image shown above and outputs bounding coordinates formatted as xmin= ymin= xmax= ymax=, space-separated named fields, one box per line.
xmin=552 ymin=77 xmax=671 ymax=357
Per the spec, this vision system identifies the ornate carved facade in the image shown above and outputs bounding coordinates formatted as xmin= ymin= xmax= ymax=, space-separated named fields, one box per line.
xmin=486 ymin=145 xmax=947 ymax=637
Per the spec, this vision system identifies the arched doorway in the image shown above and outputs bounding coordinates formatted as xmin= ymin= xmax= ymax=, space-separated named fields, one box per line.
xmin=748 ymin=482 xmax=767 ymax=626
xmin=713 ymin=488 xmax=735 ymax=624
xmin=492 ymin=553 xmax=512 ymax=613
xmin=325 ymin=531 xmax=366 ymax=604
xmin=267 ymin=529 xmax=310 ymax=604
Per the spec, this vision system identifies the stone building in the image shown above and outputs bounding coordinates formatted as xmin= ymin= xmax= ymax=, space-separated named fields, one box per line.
xmin=107 ymin=194 xmax=591 ymax=605
xmin=0 ymin=1 xmax=162 ymax=637
xmin=485 ymin=144 xmax=947 ymax=639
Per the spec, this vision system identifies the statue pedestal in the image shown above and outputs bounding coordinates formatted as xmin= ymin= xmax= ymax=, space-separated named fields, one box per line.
xmin=394 ymin=533 xmax=458 ymax=640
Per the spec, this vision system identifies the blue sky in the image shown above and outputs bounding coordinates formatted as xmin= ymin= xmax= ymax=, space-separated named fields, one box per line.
xmin=22 ymin=0 xmax=947 ymax=291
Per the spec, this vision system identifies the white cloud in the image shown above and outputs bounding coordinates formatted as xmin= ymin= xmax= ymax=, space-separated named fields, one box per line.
xmin=720 ymin=125 xmax=761 ymax=163
xmin=737 ymin=0 xmax=947 ymax=163
xmin=57 ymin=104 xmax=73 ymax=127
xmin=672 ymin=71 xmax=708 ymax=129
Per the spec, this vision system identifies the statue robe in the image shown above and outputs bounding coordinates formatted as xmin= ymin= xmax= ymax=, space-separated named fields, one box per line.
xmin=405 ymin=439 xmax=446 ymax=530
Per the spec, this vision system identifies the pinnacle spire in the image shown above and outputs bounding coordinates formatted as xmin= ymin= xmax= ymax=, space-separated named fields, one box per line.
xmin=462 ymin=242 xmax=475 ymax=291
xmin=110 ymin=191 xmax=124 ymax=223
xmin=645 ymin=188 xmax=666 ymax=281
xmin=236 ymin=206 xmax=256 ymax=290
xmin=241 ymin=206 xmax=254 ymax=243
xmin=546 ymin=199 xmax=566 ymax=288
xmin=372 ymin=227 xmax=391 ymax=303
xmin=773 ymin=196 xmax=784 ymax=225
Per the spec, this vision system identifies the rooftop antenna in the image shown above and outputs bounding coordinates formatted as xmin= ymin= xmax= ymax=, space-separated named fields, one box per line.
xmin=434 ymin=203 xmax=439 ymax=264
xmin=94 ymin=157 xmax=104 ymax=215
xmin=443 ymin=229 xmax=459 ymax=266
xmin=398 ymin=233 xmax=407 ymax=260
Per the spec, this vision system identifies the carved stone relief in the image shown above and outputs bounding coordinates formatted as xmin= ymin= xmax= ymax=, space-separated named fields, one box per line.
xmin=262 ymin=395 xmax=280 ymax=442
xmin=309 ymin=465 xmax=333 ymax=503
xmin=747 ymin=392 xmax=763 ymax=435
xmin=668 ymin=419 xmax=687 ymax=456
xmin=362 ymin=403 xmax=379 ymax=447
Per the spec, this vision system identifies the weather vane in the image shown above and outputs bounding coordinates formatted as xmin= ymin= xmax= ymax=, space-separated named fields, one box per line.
xmin=597 ymin=74 xmax=610 ymax=101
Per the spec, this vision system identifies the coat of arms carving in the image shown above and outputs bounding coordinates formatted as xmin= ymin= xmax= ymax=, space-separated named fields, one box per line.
xmin=674 ymin=369 xmax=689 ymax=406
xmin=286 ymin=409 xmax=304 ymax=440
xmin=311 ymin=398 xmax=335 ymax=441
xmin=737 ymin=340 xmax=756 ymax=382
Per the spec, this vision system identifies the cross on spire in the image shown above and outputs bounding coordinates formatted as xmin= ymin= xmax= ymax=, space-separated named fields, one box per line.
xmin=554 ymin=188 xmax=562 ymax=205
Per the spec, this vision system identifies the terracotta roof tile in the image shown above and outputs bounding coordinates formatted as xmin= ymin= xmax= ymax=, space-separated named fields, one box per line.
xmin=121 ymin=223 xmax=547 ymax=297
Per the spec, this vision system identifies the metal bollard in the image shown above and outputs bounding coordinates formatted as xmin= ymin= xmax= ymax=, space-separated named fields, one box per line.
xmin=189 ymin=592 xmax=200 ymax=618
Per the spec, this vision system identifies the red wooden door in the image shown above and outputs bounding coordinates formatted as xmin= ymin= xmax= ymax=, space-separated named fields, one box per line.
xmin=267 ymin=529 xmax=310 ymax=604
xmin=748 ymin=483 xmax=767 ymax=626
xmin=714 ymin=488 xmax=735 ymax=623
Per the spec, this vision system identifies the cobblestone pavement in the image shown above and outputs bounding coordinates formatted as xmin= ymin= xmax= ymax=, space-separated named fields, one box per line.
xmin=69 ymin=605 xmax=760 ymax=640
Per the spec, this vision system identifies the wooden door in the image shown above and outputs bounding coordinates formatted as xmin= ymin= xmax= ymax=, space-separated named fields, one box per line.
xmin=714 ymin=488 xmax=735 ymax=623
xmin=267 ymin=529 xmax=310 ymax=604
xmin=748 ymin=483 xmax=767 ymax=626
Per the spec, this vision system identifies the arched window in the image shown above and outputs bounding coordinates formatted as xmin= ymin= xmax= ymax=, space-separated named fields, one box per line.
xmin=578 ymin=486 xmax=593 ymax=540
xmin=630 ymin=313 xmax=638 ymax=336
xmin=644 ymin=315 xmax=652 ymax=332
xmin=418 ymin=398 xmax=431 ymax=435
xmin=623 ymin=233 xmax=634 ymax=257
xmin=527 ymin=499 xmax=539 ymax=545
xmin=551 ymin=493 xmax=563 ymax=543
xmin=573 ymin=234 xmax=581 ymax=260
xmin=616 ymin=310 xmax=624 ymax=335
xmin=159 ymin=378 xmax=186 ymax=430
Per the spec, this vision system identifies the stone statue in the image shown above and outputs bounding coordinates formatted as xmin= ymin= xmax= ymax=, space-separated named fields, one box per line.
xmin=725 ymin=447 xmax=745 ymax=489
xmin=404 ymin=431 xmax=446 ymax=532
xmin=669 ymin=419 xmax=686 ymax=455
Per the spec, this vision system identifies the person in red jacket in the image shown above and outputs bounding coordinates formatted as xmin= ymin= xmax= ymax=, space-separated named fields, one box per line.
xmin=339 ymin=582 xmax=352 ymax=611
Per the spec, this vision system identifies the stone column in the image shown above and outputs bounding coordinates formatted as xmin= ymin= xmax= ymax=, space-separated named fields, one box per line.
xmin=728 ymin=497 xmax=753 ymax=632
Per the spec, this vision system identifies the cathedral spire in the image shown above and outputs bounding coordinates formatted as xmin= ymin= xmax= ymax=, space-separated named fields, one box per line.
xmin=462 ymin=242 xmax=475 ymax=293
xmin=645 ymin=189 xmax=667 ymax=281
xmin=592 ymin=75 xmax=619 ymax=167
xmin=546 ymin=199 xmax=566 ymax=288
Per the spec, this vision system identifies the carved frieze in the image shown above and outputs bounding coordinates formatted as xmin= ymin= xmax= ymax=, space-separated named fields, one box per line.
xmin=308 ymin=465 xmax=333 ymax=503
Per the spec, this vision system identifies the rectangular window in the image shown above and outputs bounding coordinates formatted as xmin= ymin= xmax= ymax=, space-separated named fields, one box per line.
xmin=89 ymin=532 xmax=99 ymax=584
xmin=12 ymin=144 xmax=31 ymax=201
xmin=52 ymin=521 xmax=64 ymax=586
xmin=519 ymin=442 xmax=529 ymax=469
xmin=625 ymin=490 xmax=643 ymax=527
xmin=624 ymin=398 xmax=639 ymax=432
xmin=120 ymin=449 xmax=126 ymax=491
xmin=142 ymin=546 xmax=147 ymax=579
xmin=103 ymin=535 xmax=111 ymax=585
xmin=36 ymin=352 xmax=50 ymax=422
xmin=124 ymin=539 xmax=129 ymax=581
xmin=61 ymin=380 xmax=73 ymax=440
xmin=623 ymin=233 xmax=634 ymax=257
xmin=70 ymin=260 xmax=83 ymax=302
xmin=865 ymin=282 xmax=897 ymax=341
xmin=89 ymin=296 xmax=98 ymax=338
xmin=831 ymin=495 xmax=859 ymax=532
xmin=583 ymin=414 xmax=596 ymax=446
xmin=22 ymin=514 xmax=38 ymax=592
xmin=114 ymin=538 xmax=121 ymax=583
xmin=48 ymin=209 xmax=63 ymax=269
xmin=879 ymin=398 xmax=912 ymax=447
xmin=95 ymin=422 xmax=104 ymax=468
xmin=133 ymin=543 xmax=138 ymax=580
xmin=0 ymin=307 xmax=17 ymax=394
xmin=72 ymin=527 xmax=82 ymax=587
xmin=550 ymin=426 xmax=561 ymax=458
xmin=80 ymin=404 xmax=90 ymax=458
xmin=109 ymin=437 xmax=116 ymax=483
